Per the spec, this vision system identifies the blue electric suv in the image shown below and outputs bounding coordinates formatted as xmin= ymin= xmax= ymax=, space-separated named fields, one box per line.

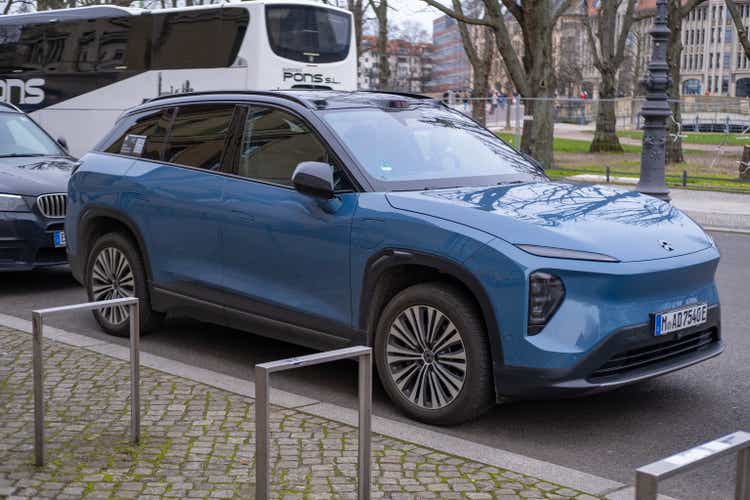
xmin=66 ymin=90 xmax=722 ymax=424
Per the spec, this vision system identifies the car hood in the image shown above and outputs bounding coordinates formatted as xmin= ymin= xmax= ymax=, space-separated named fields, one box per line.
xmin=0 ymin=156 xmax=75 ymax=196
xmin=386 ymin=182 xmax=713 ymax=263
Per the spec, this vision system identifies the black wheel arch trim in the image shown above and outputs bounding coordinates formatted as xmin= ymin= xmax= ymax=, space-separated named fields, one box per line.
xmin=359 ymin=248 xmax=505 ymax=376
xmin=75 ymin=206 xmax=154 ymax=287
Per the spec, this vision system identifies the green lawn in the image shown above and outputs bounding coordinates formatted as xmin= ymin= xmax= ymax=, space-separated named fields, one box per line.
xmin=497 ymin=132 xmax=642 ymax=154
xmin=545 ymin=165 xmax=750 ymax=193
xmin=617 ymin=130 xmax=750 ymax=146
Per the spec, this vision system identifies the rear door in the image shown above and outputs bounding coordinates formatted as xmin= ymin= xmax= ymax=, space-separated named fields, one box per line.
xmin=115 ymin=103 xmax=236 ymax=307
xmin=220 ymin=104 xmax=358 ymax=345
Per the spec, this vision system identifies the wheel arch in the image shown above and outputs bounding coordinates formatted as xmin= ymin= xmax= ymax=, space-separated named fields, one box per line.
xmin=359 ymin=249 xmax=504 ymax=373
xmin=76 ymin=206 xmax=153 ymax=286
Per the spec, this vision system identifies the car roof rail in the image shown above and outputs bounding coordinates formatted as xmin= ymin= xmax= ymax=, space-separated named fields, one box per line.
xmin=357 ymin=90 xmax=436 ymax=101
xmin=0 ymin=101 xmax=21 ymax=112
xmin=144 ymin=90 xmax=313 ymax=108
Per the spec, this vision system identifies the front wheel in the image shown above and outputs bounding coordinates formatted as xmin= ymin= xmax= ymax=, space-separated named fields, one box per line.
xmin=85 ymin=232 xmax=162 ymax=337
xmin=375 ymin=282 xmax=494 ymax=425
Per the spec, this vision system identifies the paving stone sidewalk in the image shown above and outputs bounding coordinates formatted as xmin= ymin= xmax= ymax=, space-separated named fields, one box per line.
xmin=0 ymin=326 xmax=601 ymax=499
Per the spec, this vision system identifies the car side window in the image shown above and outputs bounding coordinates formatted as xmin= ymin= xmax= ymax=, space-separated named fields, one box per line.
xmin=105 ymin=107 xmax=174 ymax=161
xmin=237 ymin=106 xmax=352 ymax=191
xmin=163 ymin=104 xmax=235 ymax=169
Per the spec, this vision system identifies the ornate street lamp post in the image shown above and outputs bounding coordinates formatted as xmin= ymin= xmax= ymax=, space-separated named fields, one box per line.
xmin=636 ymin=0 xmax=672 ymax=202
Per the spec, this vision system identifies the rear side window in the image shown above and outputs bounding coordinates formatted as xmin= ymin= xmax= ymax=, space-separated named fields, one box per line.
xmin=105 ymin=107 xmax=174 ymax=160
xmin=163 ymin=104 xmax=235 ymax=169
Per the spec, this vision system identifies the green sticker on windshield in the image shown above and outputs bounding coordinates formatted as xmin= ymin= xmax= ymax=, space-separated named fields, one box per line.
xmin=380 ymin=163 xmax=392 ymax=172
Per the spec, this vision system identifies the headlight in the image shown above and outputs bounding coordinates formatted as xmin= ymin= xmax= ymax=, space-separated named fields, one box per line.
xmin=0 ymin=194 xmax=30 ymax=212
xmin=528 ymin=272 xmax=565 ymax=335
xmin=517 ymin=244 xmax=619 ymax=262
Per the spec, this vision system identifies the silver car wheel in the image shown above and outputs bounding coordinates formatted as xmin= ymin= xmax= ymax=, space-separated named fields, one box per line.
xmin=385 ymin=305 xmax=467 ymax=409
xmin=90 ymin=246 xmax=135 ymax=325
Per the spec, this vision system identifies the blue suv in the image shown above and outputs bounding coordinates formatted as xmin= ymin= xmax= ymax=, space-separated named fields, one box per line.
xmin=67 ymin=91 xmax=722 ymax=424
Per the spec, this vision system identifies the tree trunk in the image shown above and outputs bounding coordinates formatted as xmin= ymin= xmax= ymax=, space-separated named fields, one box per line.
xmin=375 ymin=1 xmax=389 ymax=90
xmin=348 ymin=0 xmax=365 ymax=69
xmin=521 ymin=15 xmax=557 ymax=168
xmin=665 ymin=0 xmax=684 ymax=164
xmin=590 ymin=70 xmax=623 ymax=152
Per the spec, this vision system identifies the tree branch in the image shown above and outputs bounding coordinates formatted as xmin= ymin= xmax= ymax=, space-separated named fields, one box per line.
xmin=419 ymin=0 xmax=493 ymax=26
xmin=680 ymin=0 xmax=707 ymax=17
xmin=726 ymin=0 xmax=750 ymax=59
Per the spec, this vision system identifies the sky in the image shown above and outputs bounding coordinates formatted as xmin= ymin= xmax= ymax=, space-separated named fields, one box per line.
xmin=387 ymin=0 xmax=443 ymax=34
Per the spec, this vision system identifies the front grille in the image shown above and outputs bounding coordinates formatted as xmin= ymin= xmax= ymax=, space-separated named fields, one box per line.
xmin=37 ymin=193 xmax=67 ymax=219
xmin=589 ymin=328 xmax=718 ymax=380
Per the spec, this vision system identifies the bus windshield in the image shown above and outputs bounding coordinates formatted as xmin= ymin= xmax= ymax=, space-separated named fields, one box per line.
xmin=266 ymin=5 xmax=351 ymax=63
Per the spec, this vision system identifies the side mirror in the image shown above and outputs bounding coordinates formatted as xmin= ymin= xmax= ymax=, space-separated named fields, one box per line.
xmin=57 ymin=137 xmax=68 ymax=151
xmin=292 ymin=161 xmax=335 ymax=199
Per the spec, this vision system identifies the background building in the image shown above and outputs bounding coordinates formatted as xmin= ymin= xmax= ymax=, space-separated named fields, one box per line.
xmin=358 ymin=36 xmax=433 ymax=92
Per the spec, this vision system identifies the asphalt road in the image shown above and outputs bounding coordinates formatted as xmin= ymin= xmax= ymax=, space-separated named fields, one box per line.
xmin=1 ymin=230 xmax=748 ymax=499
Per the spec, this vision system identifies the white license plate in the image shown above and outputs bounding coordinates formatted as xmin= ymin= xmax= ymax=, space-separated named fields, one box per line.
xmin=53 ymin=231 xmax=66 ymax=248
xmin=654 ymin=303 xmax=708 ymax=336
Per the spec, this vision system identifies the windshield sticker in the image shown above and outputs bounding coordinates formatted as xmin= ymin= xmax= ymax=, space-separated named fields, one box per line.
xmin=121 ymin=134 xmax=147 ymax=156
xmin=380 ymin=163 xmax=392 ymax=172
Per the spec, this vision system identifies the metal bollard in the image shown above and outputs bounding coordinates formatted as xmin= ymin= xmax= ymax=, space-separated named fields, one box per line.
xmin=31 ymin=297 xmax=140 ymax=466
xmin=254 ymin=346 xmax=373 ymax=500
xmin=635 ymin=431 xmax=750 ymax=500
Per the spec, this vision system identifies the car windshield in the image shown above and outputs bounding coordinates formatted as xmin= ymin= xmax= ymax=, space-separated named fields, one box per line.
xmin=0 ymin=112 xmax=64 ymax=157
xmin=321 ymin=104 xmax=545 ymax=189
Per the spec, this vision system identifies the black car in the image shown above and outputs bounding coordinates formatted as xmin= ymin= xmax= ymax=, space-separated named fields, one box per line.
xmin=0 ymin=102 xmax=76 ymax=271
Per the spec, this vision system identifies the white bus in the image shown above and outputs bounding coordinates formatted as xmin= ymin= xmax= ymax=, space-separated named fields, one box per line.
xmin=0 ymin=0 xmax=356 ymax=156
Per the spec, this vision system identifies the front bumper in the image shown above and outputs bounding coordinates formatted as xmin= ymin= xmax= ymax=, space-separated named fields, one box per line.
xmin=495 ymin=305 xmax=722 ymax=399
xmin=0 ymin=212 xmax=68 ymax=271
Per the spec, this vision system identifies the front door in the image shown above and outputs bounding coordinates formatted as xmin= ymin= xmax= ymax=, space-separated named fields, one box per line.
xmin=220 ymin=105 xmax=358 ymax=344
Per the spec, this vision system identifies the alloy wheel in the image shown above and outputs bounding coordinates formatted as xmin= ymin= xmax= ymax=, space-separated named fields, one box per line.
xmin=90 ymin=246 xmax=135 ymax=325
xmin=385 ymin=305 xmax=467 ymax=409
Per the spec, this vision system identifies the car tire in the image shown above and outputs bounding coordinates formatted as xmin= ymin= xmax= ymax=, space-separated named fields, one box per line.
xmin=374 ymin=282 xmax=494 ymax=425
xmin=85 ymin=232 xmax=163 ymax=337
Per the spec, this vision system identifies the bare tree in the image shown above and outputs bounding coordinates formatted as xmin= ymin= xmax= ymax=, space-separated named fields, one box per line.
xmin=725 ymin=0 xmax=750 ymax=60
xmin=422 ymin=0 xmax=575 ymax=168
xmin=369 ymin=0 xmax=390 ymax=89
xmin=452 ymin=0 xmax=493 ymax=125
xmin=665 ymin=0 xmax=706 ymax=163
xmin=585 ymin=0 xmax=637 ymax=152
xmin=395 ymin=20 xmax=430 ymax=44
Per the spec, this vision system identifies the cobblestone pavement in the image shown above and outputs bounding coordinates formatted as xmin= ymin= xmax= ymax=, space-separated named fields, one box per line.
xmin=0 ymin=326 xmax=601 ymax=499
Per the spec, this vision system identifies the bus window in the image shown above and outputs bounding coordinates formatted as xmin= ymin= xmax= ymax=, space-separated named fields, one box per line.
xmin=16 ymin=24 xmax=45 ymax=73
xmin=47 ymin=20 xmax=99 ymax=73
xmin=221 ymin=7 xmax=249 ymax=67
xmin=265 ymin=5 xmax=351 ymax=64
xmin=97 ymin=16 xmax=149 ymax=72
xmin=151 ymin=9 xmax=247 ymax=70
xmin=0 ymin=25 xmax=21 ymax=72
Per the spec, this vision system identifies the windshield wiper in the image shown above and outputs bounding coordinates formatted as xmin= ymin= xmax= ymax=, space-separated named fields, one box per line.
xmin=0 ymin=153 xmax=47 ymax=158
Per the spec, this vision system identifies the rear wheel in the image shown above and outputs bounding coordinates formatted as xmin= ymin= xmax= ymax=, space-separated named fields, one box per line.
xmin=375 ymin=282 xmax=494 ymax=425
xmin=85 ymin=232 xmax=162 ymax=337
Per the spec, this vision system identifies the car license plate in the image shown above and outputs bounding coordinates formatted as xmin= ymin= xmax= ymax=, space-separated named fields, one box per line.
xmin=654 ymin=303 xmax=708 ymax=336
xmin=53 ymin=231 xmax=66 ymax=248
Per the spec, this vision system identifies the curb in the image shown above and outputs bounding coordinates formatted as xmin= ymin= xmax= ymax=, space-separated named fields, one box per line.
xmin=0 ymin=312 xmax=679 ymax=499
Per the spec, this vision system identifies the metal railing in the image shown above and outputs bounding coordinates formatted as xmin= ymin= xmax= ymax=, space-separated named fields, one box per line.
xmin=31 ymin=297 xmax=141 ymax=466
xmin=635 ymin=431 xmax=750 ymax=500
xmin=254 ymin=346 xmax=372 ymax=500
